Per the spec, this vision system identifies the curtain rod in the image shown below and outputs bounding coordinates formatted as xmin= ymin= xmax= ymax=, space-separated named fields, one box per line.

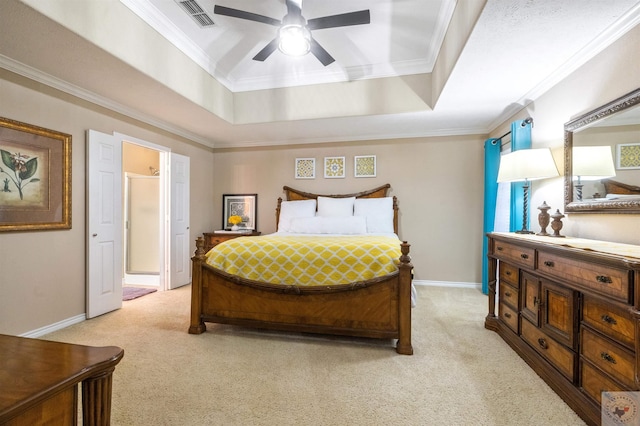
xmin=493 ymin=117 xmax=533 ymax=146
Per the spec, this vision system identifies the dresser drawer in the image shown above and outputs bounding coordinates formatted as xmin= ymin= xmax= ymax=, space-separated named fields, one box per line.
xmin=582 ymin=295 xmax=634 ymax=349
xmin=537 ymin=252 xmax=630 ymax=303
xmin=499 ymin=262 xmax=519 ymax=288
xmin=203 ymin=232 xmax=261 ymax=252
xmin=521 ymin=319 xmax=575 ymax=381
xmin=581 ymin=360 xmax=626 ymax=405
xmin=498 ymin=301 xmax=518 ymax=334
xmin=499 ymin=282 xmax=519 ymax=310
xmin=493 ymin=240 xmax=535 ymax=269
xmin=581 ymin=327 xmax=635 ymax=388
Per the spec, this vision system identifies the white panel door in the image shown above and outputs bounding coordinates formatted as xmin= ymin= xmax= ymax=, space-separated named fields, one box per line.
xmin=87 ymin=130 xmax=123 ymax=318
xmin=169 ymin=153 xmax=190 ymax=289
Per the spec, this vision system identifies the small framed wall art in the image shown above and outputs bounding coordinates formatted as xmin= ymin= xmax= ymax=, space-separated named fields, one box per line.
xmin=324 ymin=156 xmax=345 ymax=178
xmin=222 ymin=193 xmax=258 ymax=231
xmin=295 ymin=157 xmax=315 ymax=179
xmin=0 ymin=117 xmax=72 ymax=231
xmin=616 ymin=143 xmax=640 ymax=169
xmin=354 ymin=155 xmax=376 ymax=178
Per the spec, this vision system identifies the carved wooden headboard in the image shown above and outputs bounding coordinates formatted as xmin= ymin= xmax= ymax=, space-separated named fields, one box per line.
xmin=275 ymin=184 xmax=399 ymax=233
xmin=602 ymin=179 xmax=640 ymax=195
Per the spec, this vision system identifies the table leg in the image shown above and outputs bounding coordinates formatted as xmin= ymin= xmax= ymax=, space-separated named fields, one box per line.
xmin=82 ymin=368 xmax=116 ymax=426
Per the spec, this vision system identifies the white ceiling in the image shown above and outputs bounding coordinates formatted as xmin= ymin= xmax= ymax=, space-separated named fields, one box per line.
xmin=124 ymin=0 xmax=455 ymax=92
xmin=1 ymin=0 xmax=640 ymax=149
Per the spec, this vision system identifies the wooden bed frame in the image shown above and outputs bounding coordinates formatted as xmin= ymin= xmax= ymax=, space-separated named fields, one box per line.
xmin=189 ymin=184 xmax=414 ymax=355
xmin=602 ymin=178 xmax=640 ymax=195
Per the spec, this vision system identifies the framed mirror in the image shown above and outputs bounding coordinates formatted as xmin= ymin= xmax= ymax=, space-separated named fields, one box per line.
xmin=564 ymin=88 xmax=640 ymax=213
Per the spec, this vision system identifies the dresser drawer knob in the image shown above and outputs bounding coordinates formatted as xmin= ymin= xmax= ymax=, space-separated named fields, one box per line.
xmin=543 ymin=260 xmax=554 ymax=267
xmin=505 ymin=271 xmax=512 ymax=276
xmin=596 ymin=275 xmax=613 ymax=284
xmin=601 ymin=314 xmax=618 ymax=325
xmin=505 ymin=291 xmax=512 ymax=297
xmin=600 ymin=352 xmax=617 ymax=364
xmin=497 ymin=246 xmax=504 ymax=251
xmin=537 ymin=338 xmax=548 ymax=349
xmin=520 ymin=253 xmax=529 ymax=259
xmin=504 ymin=312 xmax=512 ymax=319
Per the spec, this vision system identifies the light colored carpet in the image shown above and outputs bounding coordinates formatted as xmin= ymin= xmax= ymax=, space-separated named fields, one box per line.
xmin=43 ymin=285 xmax=586 ymax=426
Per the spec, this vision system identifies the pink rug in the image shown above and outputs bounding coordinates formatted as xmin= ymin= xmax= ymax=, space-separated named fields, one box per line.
xmin=122 ymin=287 xmax=157 ymax=301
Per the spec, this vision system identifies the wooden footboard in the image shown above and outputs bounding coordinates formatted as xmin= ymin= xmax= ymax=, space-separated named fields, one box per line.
xmin=189 ymin=237 xmax=414 ymax=355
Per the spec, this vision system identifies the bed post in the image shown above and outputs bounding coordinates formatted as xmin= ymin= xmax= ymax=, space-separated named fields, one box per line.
xmin=189 ymin=237 xmax=207 ymax=334
xmin=275 ymin=197 xmax=283 ymax=231
xmin=396 ymin=241 xmax=414 ymax=355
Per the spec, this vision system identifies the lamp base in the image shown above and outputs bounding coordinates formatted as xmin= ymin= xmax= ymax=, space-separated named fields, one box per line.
xmin=515 ymin=229 xmax=534 ymax=234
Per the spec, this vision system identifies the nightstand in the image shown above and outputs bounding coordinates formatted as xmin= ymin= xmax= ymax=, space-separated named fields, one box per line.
xmin=202 ymin=231 xmax=261 ymax=252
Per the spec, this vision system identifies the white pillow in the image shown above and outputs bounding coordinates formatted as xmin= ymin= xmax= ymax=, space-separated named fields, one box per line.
xmin=354 ymin=197 xmax=394 ymax=233
xmin=317 ymin=196 xmax=355 ymax=217
xmin=278 ymin=199 xmax=317 ymax=231
xmin=289 ymin=216 xmax=367 ymax=234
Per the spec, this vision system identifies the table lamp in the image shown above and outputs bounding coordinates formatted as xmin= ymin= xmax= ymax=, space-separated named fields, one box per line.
xmin=497 ymin=148 xmax=559 ymax=234
xmin=572 ymin=146 xmax=616 ymax=201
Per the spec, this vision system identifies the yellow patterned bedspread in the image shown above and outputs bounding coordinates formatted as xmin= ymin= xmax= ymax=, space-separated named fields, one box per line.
xmin=205 ymin=235 xmax=402 ymax=286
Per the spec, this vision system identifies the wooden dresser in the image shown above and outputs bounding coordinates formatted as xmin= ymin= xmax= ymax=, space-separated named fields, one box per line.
xmin=485 ymin=232 xmax=640 ymax=426
xmin=202 ymin=231 xmax=261 ymax=252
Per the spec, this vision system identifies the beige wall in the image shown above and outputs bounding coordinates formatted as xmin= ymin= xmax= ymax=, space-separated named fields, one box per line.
xmin=2 ymin=18 xmax=639 ymax=337
xmin=212 ymin=135 xmax=486 ymax=285
xmin=0 ymin=68 xmax=215 ymax=335
xmin=491 ymin=23 xmax=640 ymax=245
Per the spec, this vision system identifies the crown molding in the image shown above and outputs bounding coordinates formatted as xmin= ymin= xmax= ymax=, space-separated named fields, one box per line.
xmin=0 ymin=54 xmax=215 ymax=148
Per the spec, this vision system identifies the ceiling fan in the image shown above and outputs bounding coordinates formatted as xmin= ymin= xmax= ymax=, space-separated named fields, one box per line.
xmin=214 ymin=0 xmax=371 ymax=66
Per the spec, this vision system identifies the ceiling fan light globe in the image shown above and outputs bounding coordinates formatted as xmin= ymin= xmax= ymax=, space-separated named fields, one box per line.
xmin=278 ymin=25 xmax=311 ymax=56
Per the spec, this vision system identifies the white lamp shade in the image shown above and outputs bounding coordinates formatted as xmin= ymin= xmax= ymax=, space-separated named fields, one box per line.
xmin=572 ymin=146 xmax=616 ymax=180
xmin=497 ymin=148 xmax=559 ymax=183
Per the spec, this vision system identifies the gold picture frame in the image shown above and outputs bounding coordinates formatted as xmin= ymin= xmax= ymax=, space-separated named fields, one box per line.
xmin=0 ymin=117 xmax=71 ymax=231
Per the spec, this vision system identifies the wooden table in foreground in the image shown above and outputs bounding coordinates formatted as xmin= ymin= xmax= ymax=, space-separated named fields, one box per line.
xmin=0 ymin=334 xmax=124 ymax=425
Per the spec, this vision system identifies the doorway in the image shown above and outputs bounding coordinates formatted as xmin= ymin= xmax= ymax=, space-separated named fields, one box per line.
xmin=123 ymin=143 xmax=162 ymax=288
xmin=87 ymin=130 xmax=191 ymax=318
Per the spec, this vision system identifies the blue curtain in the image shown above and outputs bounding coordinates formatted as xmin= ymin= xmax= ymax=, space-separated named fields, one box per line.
xmin=481 ymin=119 xmax=532 ymax=294
xmin=482 ymin=138 xmax=501 ymax=294
xmin=509 ymin=120 xmax=532 ymax=231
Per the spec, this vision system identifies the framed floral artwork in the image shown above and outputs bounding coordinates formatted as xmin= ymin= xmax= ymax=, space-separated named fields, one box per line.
xmin=295 ymin=157 xmax=315 ymax=179
xmin=222 ymin=194 xmax=257 ymax=231
xmin=354 ymin=155 xmax=376 ymax=178
xmin=616 ymin=143 xmax=640 ymax=169
xmin=324 ymin=156 xmax=345 ymax=178
xmin=0 ymin=117 xmax=71 ymax=232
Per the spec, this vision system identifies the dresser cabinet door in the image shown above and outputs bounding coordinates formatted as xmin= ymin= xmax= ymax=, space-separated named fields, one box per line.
xmin=520 ymin=271 xmax=540 ymax=326
xmin=541 ymin=278 xmax=577 ymax=349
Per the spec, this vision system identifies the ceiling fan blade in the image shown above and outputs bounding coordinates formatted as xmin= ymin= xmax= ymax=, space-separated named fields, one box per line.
xmin=309 ymin=38 xmax=335 ymax=66
xmin=214 ymin=5 xmax=281 ymax=26
xmin=307 ymin=10 xmax=370 ymax=30
xmin=253 ymin=38 xmax=279 ymax=62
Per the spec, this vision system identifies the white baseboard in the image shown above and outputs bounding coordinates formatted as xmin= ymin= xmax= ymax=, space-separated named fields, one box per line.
xmin=20 ymin=314 xmax=86 ymax=338
xmin=413 ymin=279 xmax=481 ymax=289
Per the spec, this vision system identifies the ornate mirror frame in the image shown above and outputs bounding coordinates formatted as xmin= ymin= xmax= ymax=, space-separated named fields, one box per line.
xmin=564 ymin=88 xmax=640 ymax=213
